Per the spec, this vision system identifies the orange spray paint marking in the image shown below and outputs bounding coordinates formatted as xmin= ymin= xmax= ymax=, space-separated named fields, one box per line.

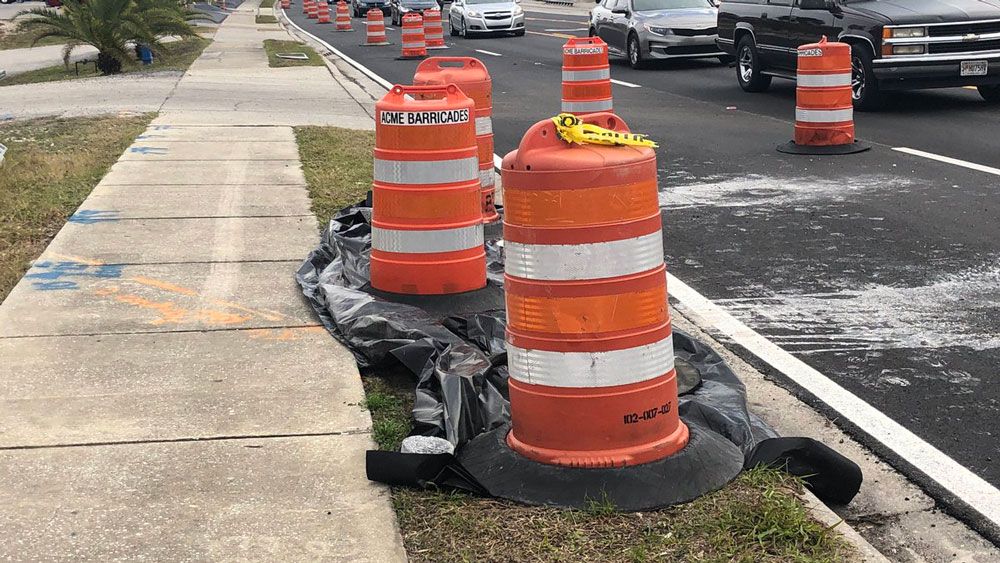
xmin=129 ymin=277 xmax=199 ymax=297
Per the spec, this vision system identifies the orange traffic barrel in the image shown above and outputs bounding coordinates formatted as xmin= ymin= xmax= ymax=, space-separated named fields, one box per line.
xmin=306 ymin=0 xmax=318 ymax=18
xmin=335 ymin=1 xmax=352 ymax=30
xmin=413 ymin=57 xmax=497 ymax=223
xmin=371 ymin=84 xmax=485 ymax=295
xmin=778 ymin=37 xmax=869 ymax=155
xmin=501 ymin=112 xmax=687 ymax=467
xmin=302 ymin=0 xmax=310 ymax=15
xmin=561 ymin=37 xmax=613 ymax=115
xmin=362 ymin=8 xmax=390 ymax=45
xmin=399 ymin=13 xmax=427 ymax=59
xmin=423 ymin=8 xmax=447 ymax=50
xmin=317 ymin=1 xmax=331 ymax=23
xmin=280 ymin=0 xmax=289 ymax=9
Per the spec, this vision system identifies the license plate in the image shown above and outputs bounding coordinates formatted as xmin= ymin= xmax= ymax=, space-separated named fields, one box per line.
xmin=961 ymin=60 xmax=988 ymax=77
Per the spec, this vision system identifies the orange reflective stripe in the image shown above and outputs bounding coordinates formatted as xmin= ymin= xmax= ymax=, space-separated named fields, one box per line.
xmin=504 ymin=179 xmax=657 ymax=227
xmin=373 ymin=183 xmax=481 ymax=224
xmin=507 ymin=276 xmax=668 ymax=337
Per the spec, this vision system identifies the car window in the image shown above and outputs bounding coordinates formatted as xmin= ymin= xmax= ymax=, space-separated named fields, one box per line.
xmin=633 ymin=0 xmax=712 ymax=10
xmin=768 ymin=0 xmax=793 ymax=5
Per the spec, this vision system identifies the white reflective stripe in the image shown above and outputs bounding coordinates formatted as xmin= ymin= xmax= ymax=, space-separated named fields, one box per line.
xmin=561 ymin=98 xmax=613 ymax=113
xmin=797 ymin=72 xmax=852 ymax=88
xmin=505 ymin=232 xmax=663 ymax=281
xmin=475 ymin=116 xmax=492 ymax=135
xmin=478 ymin=168 xmax=494 ymax=188
xmin=372 ymin=224 xmax=483 ymax=253
xmin=796 ymin=107 xmax=854 ymax=123
xmin=402 ymin=42 xmax=426 ymax=48
xmin=374 ymin=157 xmax=478 ymax=184
xmin=562 ymin=68 xmax=611 ymax=82
xmin=508 ymin=335 xmax=675 ymax=388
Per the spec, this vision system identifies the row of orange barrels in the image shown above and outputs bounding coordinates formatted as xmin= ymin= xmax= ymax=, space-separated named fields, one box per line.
xmin=368 ymin=40 xmax=858 ymax=468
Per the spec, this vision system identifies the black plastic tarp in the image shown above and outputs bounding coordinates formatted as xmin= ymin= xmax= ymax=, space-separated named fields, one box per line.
xmin=296 ymin=204 xmax=862 ymax=505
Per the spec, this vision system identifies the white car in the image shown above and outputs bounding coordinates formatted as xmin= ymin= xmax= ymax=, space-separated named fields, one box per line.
xmin=449 ymin=0 xmax=525 ymax=36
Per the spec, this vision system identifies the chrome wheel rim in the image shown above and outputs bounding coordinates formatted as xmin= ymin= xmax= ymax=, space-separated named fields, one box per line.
xmin=851 ymin=56 xmax=865 ymax=101
xmin=738 ymin=46 xmax=753 ymax=83
xmin=629 ymin=39 xmax=639 ymax=65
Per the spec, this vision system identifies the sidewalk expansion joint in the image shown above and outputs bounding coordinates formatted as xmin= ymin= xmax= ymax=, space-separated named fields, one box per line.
xmin=0 ymin=323 xmax=324 ymax=340
xmin=0 ymin=429 xmax=373 ymax=452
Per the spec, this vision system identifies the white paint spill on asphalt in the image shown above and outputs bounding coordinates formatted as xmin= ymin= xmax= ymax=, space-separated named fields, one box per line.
xmin=658 ymin=174 xmax=915 ymax=210
xmin=714 ymin=261 xmax=1000 ymax=353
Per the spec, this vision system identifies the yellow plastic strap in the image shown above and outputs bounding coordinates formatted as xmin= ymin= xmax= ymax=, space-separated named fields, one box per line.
xmin=551 ymin=113 xmax=658 ymax=148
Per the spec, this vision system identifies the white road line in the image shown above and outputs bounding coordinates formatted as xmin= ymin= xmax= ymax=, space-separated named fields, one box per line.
xmin=544 ymin=27 xmax=588 ymax=32
xmin=668 ymin=273 xmax=1000 ymax=532
xmin=611 ymin=78 xmax=641 ymax=88
xmin=475 ymin=49 xmax=503 ymax=57
xmin=894 ymin=147 xmax=1000 ymax=176
xmin=284 ymin=8 xmax=1000 ymax=532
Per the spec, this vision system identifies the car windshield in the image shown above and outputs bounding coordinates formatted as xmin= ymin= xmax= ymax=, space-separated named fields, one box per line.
xmin=632 ymin=0 xmax=711 ymax=12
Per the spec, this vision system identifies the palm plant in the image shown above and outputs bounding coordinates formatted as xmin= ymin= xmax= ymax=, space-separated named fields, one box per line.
xmin=16 ymin=0 xmax=203 ymax=75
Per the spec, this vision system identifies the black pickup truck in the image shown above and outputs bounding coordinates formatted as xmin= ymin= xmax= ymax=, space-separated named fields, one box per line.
xmin=716 ymin=0 xmax=1000 ymax=109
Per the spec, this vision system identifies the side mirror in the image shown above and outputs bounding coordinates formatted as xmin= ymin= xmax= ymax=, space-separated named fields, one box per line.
xmin=611 ymin=7 xmax=628 ymax=14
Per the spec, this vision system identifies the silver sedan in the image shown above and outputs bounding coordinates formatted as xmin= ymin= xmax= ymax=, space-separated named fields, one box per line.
xmin=589 ymin=0 xmax=730 ymax=69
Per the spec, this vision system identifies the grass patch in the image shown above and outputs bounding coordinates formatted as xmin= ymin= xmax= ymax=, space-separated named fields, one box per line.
xmin=0 ymin=114 xmax=153 ymax=302
xmin=256 ymin=14 xmax=278 ymax=24
xmin=0 ymin=25 xmax=68 ymax=50
xmin=260 ymin=0 xmax=276 ymax=7
xmin=393 ymin=468 xmax=850 ymax=562
xmin=1 ymin=36 xmax=211 ymax=87
xmin=363 ymin=377 xmax=414 ymax=451
xmin=294 ymin=126 xmax=375 ymax=222
xmin=295 ymin=126 xmax=852 ymax=563
xmin=264 ymin=39 xmax=325 ymax=68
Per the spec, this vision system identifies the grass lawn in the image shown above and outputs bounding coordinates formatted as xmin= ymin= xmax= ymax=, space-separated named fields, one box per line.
xmin=264 ymin=39 xmax=325 ymax=68
xmin=0 ymin=26 xmax=68 ymax=50
xmin=260 ymin=0 xmax=276 ymax=7
xmin=0 ymin=36 xmax=211 ymax=87
xmin=256 ymin=15 xmax=278 ymax=24
xmin=294 ymin=125 xmax=852 ymax=563
xmin=0 ymin=114 xmax=153 ymax=302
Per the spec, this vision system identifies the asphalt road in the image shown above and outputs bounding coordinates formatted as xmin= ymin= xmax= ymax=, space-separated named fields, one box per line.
xmin=288 ymin=5 xmax=1000 ymax=515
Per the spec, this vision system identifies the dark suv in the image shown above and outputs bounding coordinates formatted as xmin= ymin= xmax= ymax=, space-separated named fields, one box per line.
xmin=716 ymin=0 xmax=1000 ymax=109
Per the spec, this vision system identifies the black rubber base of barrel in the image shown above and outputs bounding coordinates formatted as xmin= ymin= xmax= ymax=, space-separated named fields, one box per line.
xmin=366 ymin=282 xmax=506 ymax=319
xmin=396 ymin=55 xmax=428 ymax=60
xmin=456 ymin=419 xmax=744 ymax=510
xmin=776 ymin=140 xmax=871 ymax=155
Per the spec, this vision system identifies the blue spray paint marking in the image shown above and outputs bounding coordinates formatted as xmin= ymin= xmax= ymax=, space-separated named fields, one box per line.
xmin=129 ymin=146 xmax=169 ymax=155
xmin=26 ymin=261 xmax=124 ymax=291
xmin=135 ymin=134 xmax=163 ymax=140
xmin=69 ymin=210 xmax=121 ymax=224
xmin=151 ymin=125 xmax=172 ymax=130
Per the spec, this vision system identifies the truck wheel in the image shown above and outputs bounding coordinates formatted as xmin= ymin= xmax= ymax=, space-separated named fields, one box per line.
xmin=851 ymin=46 xmax=883 ymax=111
xmin=736 ymin=35 xmax=770 ymax=93
xmin=978 ymin=85 xmax=1000 ymax=103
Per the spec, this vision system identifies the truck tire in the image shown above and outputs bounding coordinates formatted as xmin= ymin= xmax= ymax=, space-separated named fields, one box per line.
xmin=736 ymin=35 xmax=771 ymax=93
xmin=851 ymin=45 xmax=883 ymax=111
xmin=978 ymin=85 xmax=1000 ymax=103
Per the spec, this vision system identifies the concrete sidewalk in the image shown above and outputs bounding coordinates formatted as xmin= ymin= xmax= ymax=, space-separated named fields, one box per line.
xmin=0 ymin=1 xmax=404 ymax=560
